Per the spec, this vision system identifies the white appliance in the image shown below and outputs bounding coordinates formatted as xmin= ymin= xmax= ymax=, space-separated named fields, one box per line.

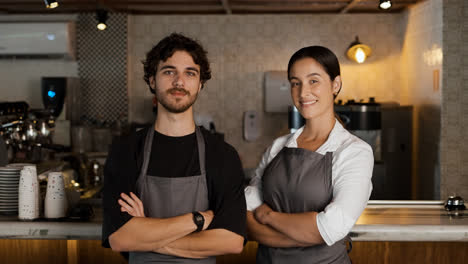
xmin=0 ymin=22 xmax=76 ymax=59
xmin=264 ymin=71 xmax=293 ymax=113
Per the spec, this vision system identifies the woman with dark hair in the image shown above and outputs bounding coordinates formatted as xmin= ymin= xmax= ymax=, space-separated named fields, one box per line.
xmin=245 ymin=46 xmax=374 ymax=263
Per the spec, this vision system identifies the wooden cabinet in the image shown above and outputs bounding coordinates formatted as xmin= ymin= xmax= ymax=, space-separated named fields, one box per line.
xmin=0 ymin=240 xmax=126 ymax=264
xmin=218 ymin=241 xmax=468 ymax=264
xmin=1 ymin=240 xmax=467 ymax=264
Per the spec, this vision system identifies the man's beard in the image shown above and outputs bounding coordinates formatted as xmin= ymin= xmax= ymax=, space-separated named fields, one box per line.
xmin=156 ymin=87 xmax=199 ymax=114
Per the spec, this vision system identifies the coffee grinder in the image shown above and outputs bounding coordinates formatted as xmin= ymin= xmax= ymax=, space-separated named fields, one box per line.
xmin=41 ymin=77 xmax=80 ymax=147
xmin=42 ymin=77 xmax=81 ymax=123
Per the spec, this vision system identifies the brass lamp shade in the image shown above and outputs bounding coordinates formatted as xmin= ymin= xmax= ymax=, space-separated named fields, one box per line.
xmin=346 ymin=36 xmax=372 ymax=64
xmin=44 ymin=0 xmax=59 ymax=9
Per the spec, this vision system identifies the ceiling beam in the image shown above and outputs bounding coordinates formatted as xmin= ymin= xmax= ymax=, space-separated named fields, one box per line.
xmin=220 ymin=0 xmax=232 ymax=14
xmin=340 ymin=0 xmax=361 ymax=13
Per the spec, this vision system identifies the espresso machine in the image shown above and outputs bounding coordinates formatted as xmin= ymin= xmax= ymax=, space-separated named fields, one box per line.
xmin=335 ymin=98 xmax=382 ymax=161
xmin=335 ymin=98 xmax=413 ymax=200
xmin=0 ymin=77 xmax=79 ymax=163
xmin=0 ymin=101 xmax=65 ymax=163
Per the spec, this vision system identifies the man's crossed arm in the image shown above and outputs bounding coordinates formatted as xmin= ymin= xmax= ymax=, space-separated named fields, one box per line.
xmin=109 ymin=192 xmax=244 ymax=258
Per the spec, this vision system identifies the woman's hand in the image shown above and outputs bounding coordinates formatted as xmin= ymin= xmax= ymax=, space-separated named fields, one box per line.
xmin=254 ymin=203 xmax=273 ymax=225
xmin=118 ymin=192 xmax=145 ymax=217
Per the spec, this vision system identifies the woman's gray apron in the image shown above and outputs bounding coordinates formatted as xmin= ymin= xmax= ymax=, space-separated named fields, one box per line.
xmin=257 ymin=147 xmax=351 ymax=264
xmin=129 ymin=126 xmax=215 ymax=264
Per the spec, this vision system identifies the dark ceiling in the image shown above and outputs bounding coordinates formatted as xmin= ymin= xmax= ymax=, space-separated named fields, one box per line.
xmin=0 ymin=0 xmax=426 ymax=15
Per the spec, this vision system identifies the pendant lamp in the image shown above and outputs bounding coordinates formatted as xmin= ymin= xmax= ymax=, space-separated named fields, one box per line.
xmin=346 ymin=36 xmax=372 ymax=64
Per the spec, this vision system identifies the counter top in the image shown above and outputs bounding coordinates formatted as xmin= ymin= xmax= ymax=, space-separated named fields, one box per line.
xmin=0 ymin=207 xmax=102 ymax=240
xmin=351 ymin=205 xmax=468 ymax=241
xmin=1 ymin=202 xmax=467 ymax=241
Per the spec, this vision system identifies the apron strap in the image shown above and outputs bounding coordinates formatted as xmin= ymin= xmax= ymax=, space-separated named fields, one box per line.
xmin=345 ymin=235 xmax=353 ymax=254
xmin=139 ymin=124 xmax=155 ymax=181
xmin=195 ymin=126 xmax=206 ymax=174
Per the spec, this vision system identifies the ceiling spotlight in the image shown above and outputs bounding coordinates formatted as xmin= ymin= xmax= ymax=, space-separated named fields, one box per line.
xmin=96 ymin=10 xmax=108 ymax=31
xmin=44 ymin=0 xmax=59 ymax=9
xmin=379 ymin=0 xmax=392 ymax=10
xmin=346 ymin=36 xmax=372 ymax=64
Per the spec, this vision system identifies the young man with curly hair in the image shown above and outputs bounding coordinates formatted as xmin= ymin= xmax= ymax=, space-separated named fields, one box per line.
xmin=102 ymin=33 xmax=246 ymax=264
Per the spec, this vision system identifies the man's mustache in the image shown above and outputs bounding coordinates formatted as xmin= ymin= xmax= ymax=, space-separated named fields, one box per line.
xmin=167 ymin=87 xmax=189 ymax=95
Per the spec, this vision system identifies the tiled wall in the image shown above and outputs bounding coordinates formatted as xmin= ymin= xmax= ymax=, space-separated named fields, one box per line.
xmin=77 ymin=13 xmax=127 ymax=124
xmin=440 ymin=0 xmax=468 ymax=199
xmin=127 ymin=14 xmax=404 ymax=168
xmin=400 ymin=0 xmax=443 ymax=199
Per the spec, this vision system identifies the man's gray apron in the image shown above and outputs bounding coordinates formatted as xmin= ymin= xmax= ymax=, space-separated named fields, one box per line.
xmin=129 ymin=126 xmax=215 ymax=264
xmin=257 ymin=147 xmax=351 ymax=264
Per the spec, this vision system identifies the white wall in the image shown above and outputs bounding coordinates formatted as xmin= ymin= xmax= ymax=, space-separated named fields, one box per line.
xmin=0 ymin=60 xmax=78 ymax=108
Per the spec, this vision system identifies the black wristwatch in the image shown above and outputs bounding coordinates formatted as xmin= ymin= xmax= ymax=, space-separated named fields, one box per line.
xmin=192 ymin=211 xmax=204 ymax=232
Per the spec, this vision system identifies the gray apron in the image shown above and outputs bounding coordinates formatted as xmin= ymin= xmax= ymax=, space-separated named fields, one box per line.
xmin=257 ymin=147 xmax=351 ymax=264
xmin=129 ymin=126 xmax=215 ymax=264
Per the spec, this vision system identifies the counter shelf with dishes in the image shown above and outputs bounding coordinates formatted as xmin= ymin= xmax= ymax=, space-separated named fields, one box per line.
xmin=0 ymin=200 xmax=466 ymax=241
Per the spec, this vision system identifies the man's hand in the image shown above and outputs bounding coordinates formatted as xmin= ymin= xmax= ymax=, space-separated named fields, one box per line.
xmin=254 ymin=203 xmax=273 ymax=225
xmin=118 ymin=192 xmax=145 ymax=217
xmin=118 ymin=192 xmax=214 ymax=230
xmin=199 ymin=210 xmax=213 ymax=230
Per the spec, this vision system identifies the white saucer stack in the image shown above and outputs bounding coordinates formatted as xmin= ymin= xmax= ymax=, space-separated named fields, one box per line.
xmin=0 ymin=167 xmax=21 ymax=215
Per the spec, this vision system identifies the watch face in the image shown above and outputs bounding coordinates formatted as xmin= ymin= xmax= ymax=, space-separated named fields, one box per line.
xmin=195 ymin=215 xmax=203 ymax=222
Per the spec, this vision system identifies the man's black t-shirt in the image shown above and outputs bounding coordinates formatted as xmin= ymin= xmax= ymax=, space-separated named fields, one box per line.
xmin=102 ymin=126 xmax=247 ymax=248
xmin=148 ymin=131 xmax=200 ymax=177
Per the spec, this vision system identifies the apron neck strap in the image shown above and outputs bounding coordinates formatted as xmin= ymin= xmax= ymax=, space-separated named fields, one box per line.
xmin=195 ymin=126 xmax=206 ymax=174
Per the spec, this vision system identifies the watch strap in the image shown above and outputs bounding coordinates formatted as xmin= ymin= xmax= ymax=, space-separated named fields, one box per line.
xmin=192 ymin=211 xmax=204 ymax=232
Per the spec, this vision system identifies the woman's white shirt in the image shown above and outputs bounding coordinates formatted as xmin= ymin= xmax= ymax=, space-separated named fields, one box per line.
xmin=244 ymin=119 xmax=374 ymax=246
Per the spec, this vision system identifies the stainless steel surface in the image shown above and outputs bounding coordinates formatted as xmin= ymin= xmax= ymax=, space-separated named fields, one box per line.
xmin=369 ymin=200 xmax=445 ymax=205
xmin=349 ymin=104 xmax=381 ymax=112
xmin=71 ymin=126 xmax=92 ymax=153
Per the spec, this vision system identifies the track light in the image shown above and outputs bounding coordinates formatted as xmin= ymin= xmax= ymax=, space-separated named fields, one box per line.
xmin=346 ymin=36 xmax=372 ymax=64
xmin=379 ymin=0 xmax=392 ymax=10
xmin=96 ymin=10 xmax=108 ymax=31
xmin=44 ymin=0 xmax=59 ymax=9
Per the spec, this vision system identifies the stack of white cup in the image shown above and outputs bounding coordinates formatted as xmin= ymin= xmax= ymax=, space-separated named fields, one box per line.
xmin=45 ymin=172 xmax=68 ymax=219
xmin=18 ymin=165 xmax=39 ymax=220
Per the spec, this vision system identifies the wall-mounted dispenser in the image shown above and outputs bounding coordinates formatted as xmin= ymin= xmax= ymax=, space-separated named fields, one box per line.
xmin=264 ymin=71 xmax=292 ymax=113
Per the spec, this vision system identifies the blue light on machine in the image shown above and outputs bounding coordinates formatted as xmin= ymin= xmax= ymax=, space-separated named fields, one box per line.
xmin=46 ymin=34 xmax=56 ymax=41
xmin=48 ymin=90 xmax=56 ymax=98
